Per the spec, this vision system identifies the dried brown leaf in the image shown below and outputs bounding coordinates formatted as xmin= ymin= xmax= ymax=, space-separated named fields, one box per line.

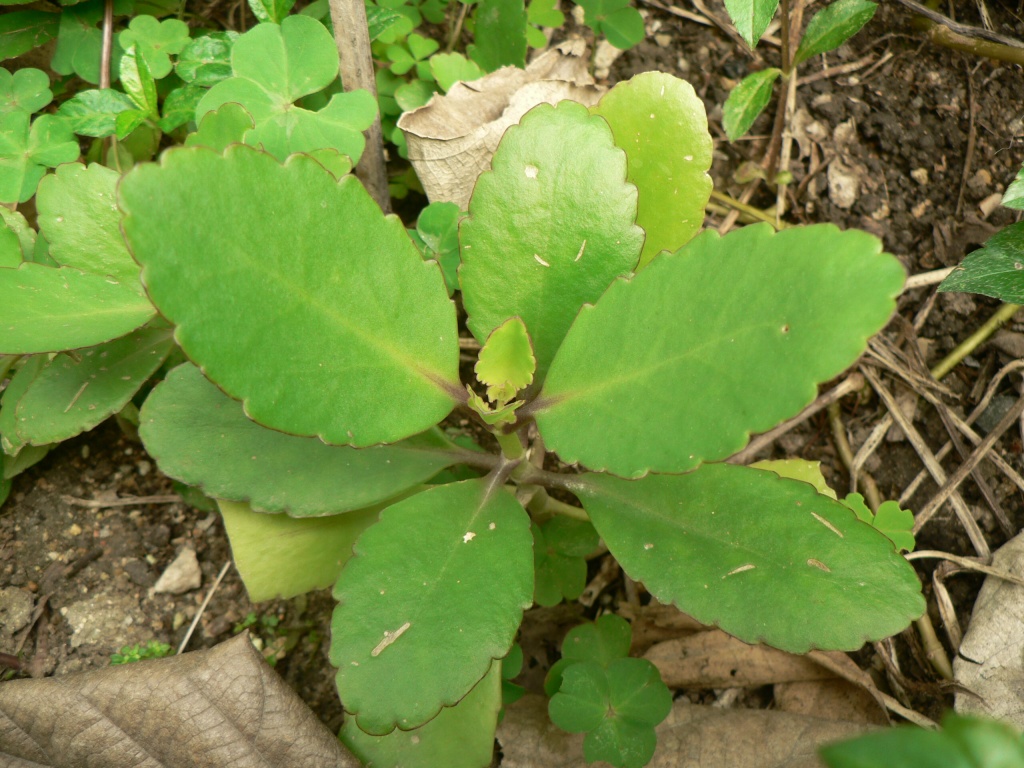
xmin=0 ymin=633 xmax=358 ymax=767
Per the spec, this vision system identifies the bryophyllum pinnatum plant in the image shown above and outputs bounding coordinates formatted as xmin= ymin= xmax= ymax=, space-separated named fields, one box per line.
xmin=85 ymin=70 xmax=920 ymax=764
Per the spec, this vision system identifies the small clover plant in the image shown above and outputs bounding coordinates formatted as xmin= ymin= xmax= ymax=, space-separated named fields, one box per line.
xmin=721 ymin=0 xmax=878 ymax=141
xmin=0 ymin=64 xmax=925 ymax=766
xmin=110 ymin=640 xmax=173 ymax=665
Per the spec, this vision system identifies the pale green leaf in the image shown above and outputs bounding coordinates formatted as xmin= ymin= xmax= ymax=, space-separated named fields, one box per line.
xmin=841 ymin=493 xmax=915 ymax=553
xmin=36 ymin=162 xmax=142 ymax=287
xmin=599 ymin=6 xmax=645 ymax=50
xmin=342 ymin=662 xmax=502 ymax=768
xmin=751 ymin=458 xmax=837 ymax=498
xmin=118 ymin=14 xmax=190 ymax=79
xmin=579 ymin=464 xmax=925 ymax=651
xmin=794 ymin=0 xmax=878 ymax=66
xmin=218 ymin=499 xmax=378 ymax=601
xmin=244 ymin=90 xmax=376 ymax=163
xmin=0 ymin=263 xmax=155 ymax=354
xmin=939 ymin=222 xmax=1024 ymax=303
xmin=476 ymin=317 xmax=535 ymax=403
xmin=247 ymin=0 xmax=296 ymax=23
xmin=460 ymin=100 xmax=644 ymax=381
xmin=592 ymin=72 xmax=713 ymax=268
xmin=139 ymin=363 xmax=459 ymax=516
xmin=723 ymin=0 xmax=779 ymax=48
xmin=119 ymin=45 xmax=159 ymax=118
xmin=331 ymin=479 xmax=533 ymax=735
xmin=120 ymin=145 xmax=459 ymax=446
xmin=528 ymin=0 xmax=565 ymax=27
xmin=14 ymin=325 xmax=173 ymax=446
xmin=0 ymin=208 xmax=35 ymax=267
xmin=723 ymin=68 xmax=781 ymax=141
xmin=0 ymin=112 xmax=80 ymax=203
xmin=0 ymin=67 xmax=52 ymax=117
xmin=429 ymin=52 xmax=485 ymax=92
xmin=183 ymin=102 xmax=255 ymax=151
xmin=536 ymin=224 xmax=904 ymax=477
xmin=1 ymin=443 xmax=50 ymax=480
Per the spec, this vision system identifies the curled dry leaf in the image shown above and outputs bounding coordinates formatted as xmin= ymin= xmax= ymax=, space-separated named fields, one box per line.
xmin=0 ymin=633 xmax=359 ymax=768
xmin=398 ymin=39 xmax=604 ymax=209
xmin=498 ymin=695 xmax=871 ymax=768
xmin=954 ymin=530 xmax=1024 ymax=728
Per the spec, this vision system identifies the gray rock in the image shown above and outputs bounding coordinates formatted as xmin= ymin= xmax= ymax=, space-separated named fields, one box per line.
xmin=0 ymin=587 xmax=34 ymax=636
xmin=152 ymin=548 xmax=202 ymax=595
xmin=63 ymin=593 xmax=148 ymax=649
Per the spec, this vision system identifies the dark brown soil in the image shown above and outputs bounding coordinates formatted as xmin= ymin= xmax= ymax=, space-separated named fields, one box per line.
xmin=2 ymin=0 xmax=1024 ymax=747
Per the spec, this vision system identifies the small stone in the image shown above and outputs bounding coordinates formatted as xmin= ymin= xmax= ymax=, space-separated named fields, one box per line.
xmin=64 ymin=593 xmax=147 ymax=648
xmin=172 ymin=611 xmax=186 ymax=630
xmin=0 ymin=587 xmax=34 ymax=636
xmin=911 ymin=199 xmax=932 ymax=218
xmin=968 ymin=168 xmax=991 ymax=192
xmin=654 ymin=33 xmax=672 ymax=47
xmin=910 ymin=167 xmax=929 ymax=185
xmin=827 ymin=160 xmax=859 ymax=209
xmin=593 ymin=40 xmax=623 ymax=80
xmin=64 ymin=523 xmax=82 ymax=537
xmin=136 ymin=460 xmax=151 ymax=477
xmin=152 ymin=548 xmax=202 ymax=595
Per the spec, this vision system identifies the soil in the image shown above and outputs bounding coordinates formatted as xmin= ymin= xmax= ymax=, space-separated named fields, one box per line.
xmin=3 ymin=0 xmax=1024 ymax=757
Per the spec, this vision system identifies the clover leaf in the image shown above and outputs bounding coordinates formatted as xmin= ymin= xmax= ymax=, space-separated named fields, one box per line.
xmin=386 ymin=32 xmax=439 ymax=79
xmin=549 ymin=659 xmax=672 ymax=768
xmin=0 ymin=113 xmax=79 ymax=203
xmin=175 ymin=32 xmax=238 ymax=87
xmin=576 ymin=0 xmax=645 ymax=50
xmin=0 ymin=67 xmax=52 ymax=118
xmin=841 ymin=493 xmax=916 ymax=553
xmin=118 ymin=14 xmax=190 ymax=79
xmin=51 ymin=0 xmax=129 ymax=85
xmin=533 ymin=517 xmax=599 ymax=606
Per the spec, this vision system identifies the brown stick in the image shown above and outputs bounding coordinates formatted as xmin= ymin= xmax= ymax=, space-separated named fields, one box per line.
xmin=328 ymin=0 xmax=391 ymax=213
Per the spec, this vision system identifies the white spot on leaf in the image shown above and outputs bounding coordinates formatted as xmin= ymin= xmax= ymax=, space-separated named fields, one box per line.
xmin=524 ymin=165 xmax=539 ymax=179
xmin=574 ymin=240 xmax=587 ymax=262
xmin=724 ymin=564 xmax=756 ymax=577
xmin=807 ymin=558 xmax=831 ymax=572
xmin=463 ymin=531 xmax=476 ymax=543
xmin=534 ymin=254 xmax=550 ymax=267
xmin=371 ymin=621 xmax=411 ymax=657
xmin=811 ymin=512 xmax=843 ymax=537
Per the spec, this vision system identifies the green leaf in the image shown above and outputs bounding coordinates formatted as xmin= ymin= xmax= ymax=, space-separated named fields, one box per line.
xmin=247 ymin=0 xmax=296 ymax=23
xmin=533 ymin=517 xmax=598 ymax=606
xmin=244 ymin=90 xmax=376 ymax=163
xmin=429 ymin=52 xmax=485 ymax=92
xmin=0 ymin=208 xmax=36 ymax=267
xmin=57 ymin=88 xmax=137 ymax=137
xmin=183 ymin=102 xmax=255 ymax=151
xmin=460 ymin=100 xmax=644 ymax=381
xmin=114 ymin=109 xmax=149 ymax=141
xmin=51 ymin=0 xmax=123 ymax=85
xmin=416 ymin=201 xmax=462 ymax=294
xmin=536 ymin=223 xmax=903 ymax=477
xmin=469 ymin=0 xmax=528 ymax=71
xmin=723 ymin=67 xmax=781 ymax=141
xmin=794 ymin=0 xmax=877 ymax=66
xmin=723 ymin=0 xmax=780 ymax=48
xmin=0 ymin=264 xmax=155 ymax=354
xmin=13 ymin=326 xmax=173 ymax=446
xmin=0 ymin=112 xmax=80 ymax=203
xmin=1 ymin=443 xmax=50 ymax=480
xmin=938 ymin=222 xmax=1024 ymax=303
xmin=548 ymin=661 xmax=609 ymax=733
xmin=120 ymin=145 xmax=459 ymax=446
xmin=0 ymin=11 xmax=59 ymax=61
xmin=0 ymin=354 xmax=45 ymax=455
xmin=0 ymin=67 xmax=52 ymax=117
xmin=197 ymin=15 xmax=338 ymax=123
xmin=218 ymin=499 xmax=378 ymax=601
xmin=528 ymin=0 xmax=565 ymax=28
xmin=476 ymin=317 xmax=536 ymax=404
xmin=331 ymin=479 xmax=533 ymax=734
xmin=175 ymin=32 xmax=238 ymax=87
xmin=563 ymin=614 xmax=632 ymax=666
xmin=820 ymin=713 xmax=1024 ymax=768
xmin=367 ymin=5 xmax=405 ymax=41
xmin=342 ymin=661 xmax=503 ymax=768
xmin=592 ymin=72 xmax=713 ymax=268
xmin=394 ymin=78 xmax=436 ymax=113
xmin=36 ymin=162 xmax=141 ymax=288
xmin=1004 ymin=164 xmax=1024 ymax=210
xmin=752 ymin=458 xmax=838 ymax=498
xmin=579 ymin=464 xmax=925 ymax=652
xmin=119 ymin=45 xmax=160 ymax=119
xmin=140 ymin=363 xmax=459 ymax=516
xmin=159 ymin=83 xmax=204 ymax=132
xmin=118 ymin=14 xmax=190 ymax=79
xmin=841 ymin=493 xmax=915 ymax=553
xmin=599 ymin=6 xmax=645 ymax=49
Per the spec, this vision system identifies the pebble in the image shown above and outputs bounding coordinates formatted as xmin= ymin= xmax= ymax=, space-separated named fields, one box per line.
xmin=0 ymin=587 xmax=34 ymax=636
xmin=63 ymin=593 xmax=147 ymax=648
xmin=910 ymin=167 xmax=929 ymax=185
xmin=152 ymin=548 xmax=202 ymax=595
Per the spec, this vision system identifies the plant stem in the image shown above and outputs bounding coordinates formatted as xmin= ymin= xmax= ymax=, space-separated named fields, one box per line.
xmin=930 ymin=303 xmax=1021 ymax=381
xmin=542 ymin=495 xmax=590 ymax=521
xmin=926 ymin=25 xmax=1024 ymax=66
xmin=709 ymin=190 xmax=787 ymax=228
xmin=327 ymin=0 xmax=391 ymax=213
xmin=495 ymin=430 xmax=526 ymax=460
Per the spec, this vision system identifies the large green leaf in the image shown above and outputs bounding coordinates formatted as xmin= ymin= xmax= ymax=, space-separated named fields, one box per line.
xmin=938 ymin=221 xmax=1024 ymax=303
xmin=535 ymin=223 xmax=904 ymax=477
xmin=579 ymin=464 xmax=925 ymax=652
xmin=13 ymin=325 xmax=173 ymax=446
xmin=0 ymin=11 xmax=59 ymax=62
xmin=794 ymin=0 xmax=878 ymax=66
xmin=140 ymin=363 xmax=460 ymax=516
xmin=120 ymin=145 xmax=459 ymax=446
xmin=460 ymin=101 xmax=644 ymax=380
xmin=218 ymin=499 xmax=379 ymax=601
xmin=57 ymin=88 xmax=137 ymax=137
xmin=331 ymin=479 xmax=533 ymax=735
xmin=341 ymin=661 xmax=502 ymax=768
xmin=0 ymin=263 xmax=155 ymax=354
xmin=724 ymin=0 xmax=779 ymax=48
xmin=592 ymin=72 xmax=713 ymax=268
xmin=36 ymin=162 xmax=142 ymax=288
xmin=0 ymin=354 xmax=44 ymax=455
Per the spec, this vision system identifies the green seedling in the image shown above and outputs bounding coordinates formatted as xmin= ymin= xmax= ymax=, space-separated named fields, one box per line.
xmin=820 ymin=712 xmax=1024 ymax=767
xmin=1 ymin=52 xmax=925 ymax=764
xmin=547 ymin=615 xmax=671 ymax=768
xmin=576 ymin=0 xmax=646 ymax=50
xmin=722 ymin=0 xmax=878 ymax=140
xmin=110 ymin=640 xmax=173 ymax=665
